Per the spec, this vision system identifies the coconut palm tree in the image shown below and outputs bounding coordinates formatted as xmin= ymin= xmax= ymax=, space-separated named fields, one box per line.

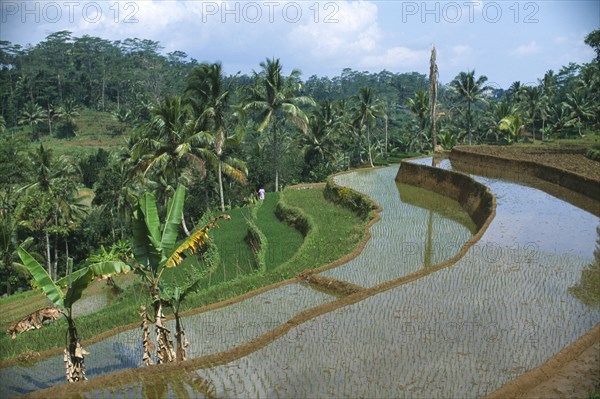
xmin=56 ymin=99 xmax=80 ymax=138
xmin=450 ymin=70 xmax=492 ymax=145
xmin=353 ymin=87 xmax=383 ymax=167
xmin=186 ymin=63 xmax=248 ymax=211
xmin=521 ymin=86 xmax=542 ymax=141
xmin=301 ymin=101 xmax=342 ymax=166
xmin=18 ymin=102 xmax=46 ymax=140
xmin=244 ymin=58 xmax=315 ymax=191
xmin=20 ymin=144 xmax=83 ymax=280
xmin=499 ymin=113 xmax=525 ymax=144
xmin=563 ymin=89 xmax=595 ymax=137
xmin=407 ymin=90 xmax=429 ymax=132
xmin=131 ymin=95 xmax=214 ymax=233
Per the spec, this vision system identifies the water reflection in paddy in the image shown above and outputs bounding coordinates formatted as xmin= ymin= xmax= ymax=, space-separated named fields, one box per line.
xmin=181 ymin=162 xmax=599 ymax=399
xmin=0 ymin=283 xmax=333 ymax=397
xmin=7 ymin=160 xmax=600 ymax=399
xmin=321 ymin=166 xmax=476 ymax=286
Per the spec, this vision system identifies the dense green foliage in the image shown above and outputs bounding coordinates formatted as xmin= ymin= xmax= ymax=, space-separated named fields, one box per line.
xmin=0 ymin=28 xmax=599 ymax=297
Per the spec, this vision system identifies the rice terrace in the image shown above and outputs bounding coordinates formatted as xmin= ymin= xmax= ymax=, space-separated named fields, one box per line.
xmin=0 ymin=2 xmax=599 ymax=398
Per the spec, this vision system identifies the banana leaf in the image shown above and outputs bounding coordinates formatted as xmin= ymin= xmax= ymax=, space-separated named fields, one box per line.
xmin=63 ymin=267 xmax=94 ymax=309
xmin=161 ymin=185 xmax=186 ymax=258
xmin=17 ymin=247 xmax=64 ymax=307
xmin=88 ymin=261 xmax=131 ymax=277
xmin=132 ymin=197 xmax=161 ymax=271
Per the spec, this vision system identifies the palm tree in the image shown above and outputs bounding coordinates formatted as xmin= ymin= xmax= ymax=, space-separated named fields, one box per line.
xmin=507 ymin=81 xmax=524 ymax=104
xmin=186 ymin=63 xmax=247 ymax=211
xmin=353 ymin=87 xmax=383 ymax=167
xmin=521 ymin=86 xmax=542 ymax=141
xmin=56 ymin=99 xmax=80 ymax=138
xmin=20 ymin=144 xmax=83 ymax=280
xmin=407 ymin=90 xmax=429 ymax=132
xmin=93 ymin=154 xmax=141 ymax=240
xmin=244 ymin=58 xmax=315 ymax=191
xmin=131 ymin=95 xmax=214 ymax=233
xmin=302 ymin=101 xmax=342 ymax=166
xmin=563 ymin=89 xmax=595 ymax=137
xmin=450 ymin=70 xmax=491 ymax=145
xmin=487 ymin=101 xmax=518 ymax=142
xmin=18 ymin=102 xmax=46 ymax=140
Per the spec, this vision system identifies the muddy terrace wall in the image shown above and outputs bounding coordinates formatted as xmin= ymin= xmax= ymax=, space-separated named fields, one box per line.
xmin=450 ymin=146 xmax=600 ymax=201
xmin=324 ymin=173 xmax=377 ymax=220
xmin=396 ymin=160 xmax=494 ymax=230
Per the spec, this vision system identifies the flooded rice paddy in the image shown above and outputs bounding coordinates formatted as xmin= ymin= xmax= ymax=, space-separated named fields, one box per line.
xmin=0 ymin=283 xmax=333 ymax=397
xmin=160 ymin=161 xmax=597 ymax=399
xmin=3 ymin=159 xmax=599 ymax=398
xmin=321 ymin=167 xmax=476 ymax=286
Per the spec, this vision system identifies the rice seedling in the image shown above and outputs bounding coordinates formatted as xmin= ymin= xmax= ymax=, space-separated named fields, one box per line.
xmin=6 ymin=163 xmax=599 ymax=398
xmin=176 ymin=164 xmax=599 ymax=399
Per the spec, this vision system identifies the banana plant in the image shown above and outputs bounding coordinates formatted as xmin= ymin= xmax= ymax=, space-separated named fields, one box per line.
xmin=132 ymin=184 xmax=229 ymax=365
xmin=17 ymin=247 xmax=130 ymax=382
xmin=162 ymin=285 xmax=194 ymax=362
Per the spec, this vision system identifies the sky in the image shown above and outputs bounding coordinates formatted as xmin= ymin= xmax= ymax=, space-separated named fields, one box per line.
xmin=1 ymin=1 xmax=598 ymax=88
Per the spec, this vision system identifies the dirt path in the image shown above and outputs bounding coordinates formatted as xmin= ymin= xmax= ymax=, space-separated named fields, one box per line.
xmin=457 ymin=144 xmax=600 ymax=181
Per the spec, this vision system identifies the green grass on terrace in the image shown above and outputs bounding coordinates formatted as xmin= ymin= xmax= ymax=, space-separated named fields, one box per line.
xmin=256 ymin=192 xmax=304 ymax=271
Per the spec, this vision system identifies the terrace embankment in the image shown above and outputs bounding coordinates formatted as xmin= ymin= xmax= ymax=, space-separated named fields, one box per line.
xmin=450 ymin=145 xmax=600 ymax=201
xmin=395 ymin=158 xmax=495 ymax=230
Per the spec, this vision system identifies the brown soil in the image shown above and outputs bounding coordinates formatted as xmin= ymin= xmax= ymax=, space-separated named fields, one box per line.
xmin=487 ymin=324 xmax=600 ymax=399
xmin=460 ymin=145 xmax=600 ymax=181
xmin=521 ymin=341 xmax=600 ymax=399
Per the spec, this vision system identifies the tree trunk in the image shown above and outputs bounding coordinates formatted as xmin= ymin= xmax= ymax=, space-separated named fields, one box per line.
xmin=218 ymin=160 xmax=225 ymax=212
xmin=384 ymin=114 xmax=389 ymax=159
xmin=366 ymin=126 xmax=374 ymax=168
xmin=45 ymin=231 xmax=52 ymax=280
xmin=174 ymin=313 xmax=189 ymax=362
xmin=65 ymin=239 xmax=69 ymax=277
xmin=204 ymin=179 xmax=210 ymax=211
xmin=53 ymin=233 xmax=58 ymax=281
xmin=181 ymin=214 xmax=191 ymax=237
xmin=152 ymin=292 xmax=175 ymax=364
xmin=48 ymin=105 xmax=52 ymax=136
xmin=273 ymin=120 xmax=279 ymax=192
xmin=64 ymin=315 xmax=87 ymax=382
xmin=110 ymin=207 xmax=116 ymax=241
xmin=467 ymin=101 xmax=472 ymax=145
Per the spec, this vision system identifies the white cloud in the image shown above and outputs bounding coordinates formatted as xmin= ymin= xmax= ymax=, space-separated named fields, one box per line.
xmin=361 ymin=46 xmax=429 ymax=70
xmin=511 ymin=41 xmax=542 ymax=56
xmin=288 ymin=1 xmax=381 ymax=58
xmin=435 ymin=44 xmax=474 ymax=70
xmin=286 ymin=1 xmax=431 ymax=73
